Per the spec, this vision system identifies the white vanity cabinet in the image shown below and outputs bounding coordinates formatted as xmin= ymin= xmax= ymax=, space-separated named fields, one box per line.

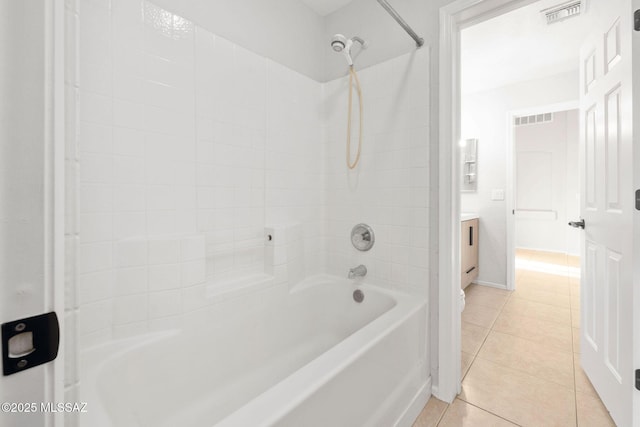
xmin=461 ymin=217 xmax=479 ymax=289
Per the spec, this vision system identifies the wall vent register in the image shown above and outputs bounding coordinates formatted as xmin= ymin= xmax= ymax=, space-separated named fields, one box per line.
xmin=514 ymin=113 xmax=553 ymax=126
xmin=542 ymin=1 xmax=583 ymax=25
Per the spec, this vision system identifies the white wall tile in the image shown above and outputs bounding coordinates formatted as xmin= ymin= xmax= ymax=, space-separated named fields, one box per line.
xmin=79 ymin=91 xmax=112 ymax=126
xmin=78 ymin=270 xmax=113 ymax=304
xmin=80 ymin=153 xmax=112 ymax=183
xmin=113 ymin=127 xmax=145 ymax=156
xmin=113 ymin=294 xmax=148 ymax=325
xmin=113 ymin=155 xmax=145 ymax=185
xmin=114 ymin=212 xmax=146 ymax=239
xmin=115 ymin=266 xmax=148 ymax=296
xmin=181 ymin=260 xmax=205 ymax=287
xmin=114 ymin=185 xmax=145 ymax=211
xmin=79 ymin=184 xmax=112 ymax=213
xmin=78 ymin=242 xmax=112 ymax=274
xmin=181 ymin=236 xmax=205 ymax=261
xmin=148 ymin=238 xmax=180 ymax=264
xmin=148 ymin=290 xmax=181 ymax=318
xmin=74 ymin=2 xmax=330 ymax=347
xmin=116 ymin=240 xmax=147 ymax=267
xmin=79 ymin=299 xmax=112 ymax=336
xmin=79 ymin=213 xmax=112 ymax=243
xmin=149 ymin=264 xmax=181 ymax=291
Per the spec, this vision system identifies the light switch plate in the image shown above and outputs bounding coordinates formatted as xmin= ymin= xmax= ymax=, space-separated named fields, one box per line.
xmin=491 ymin=189 xmax=505 ymax=201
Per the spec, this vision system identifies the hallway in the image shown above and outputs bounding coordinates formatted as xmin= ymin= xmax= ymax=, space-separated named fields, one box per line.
xmin=414 ymin=250 xmax=616 ymax=426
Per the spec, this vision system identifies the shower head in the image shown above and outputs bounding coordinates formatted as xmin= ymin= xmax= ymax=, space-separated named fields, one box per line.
xmin=330 ymin=34 xmax=368 ymax=67
xmin=331 ymin=34 xmax=347 ymax=52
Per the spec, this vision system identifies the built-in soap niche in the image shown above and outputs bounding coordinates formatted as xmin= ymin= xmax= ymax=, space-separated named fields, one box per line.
xmin=461 ymin=138 xmax=478 ymax=193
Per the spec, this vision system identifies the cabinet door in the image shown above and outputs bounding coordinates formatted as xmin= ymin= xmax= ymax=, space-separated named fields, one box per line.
xmin=461 ymin=220 xmax=472 ymax=288
xmin=469 ymin=219 xmax=479 ymax=281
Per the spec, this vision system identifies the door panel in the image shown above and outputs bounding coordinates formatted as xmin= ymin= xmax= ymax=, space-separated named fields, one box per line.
xmin=579 ymin=1 xmax=635 ymax=425
xmin=584 ymin=241 xmax=598 ymax=351
xmin=604 ymin=249 xmax=622 ymax=382
xmin=0 ymin=1 xmax=63 ymax=426
xmin=585 ymin=106 xmax=597 ymax=209
xmin=605 ymin=86 xmax=621 ymax=211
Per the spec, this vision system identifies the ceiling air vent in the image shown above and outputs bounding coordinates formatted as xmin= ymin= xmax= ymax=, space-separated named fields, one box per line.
xmin=514 ymin=113 xmax=553 ymax=127
xmin=542 ymin=0 xmax=583 ymax=24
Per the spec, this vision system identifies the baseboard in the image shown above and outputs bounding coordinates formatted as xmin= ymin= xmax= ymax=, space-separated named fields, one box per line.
xmin=515 ymin=246 xmax=579 ymax=256
xmin=395 ymin=377 xmax=432 ymax=427
xmin=473 ymin=280 xmax=508 ymax=290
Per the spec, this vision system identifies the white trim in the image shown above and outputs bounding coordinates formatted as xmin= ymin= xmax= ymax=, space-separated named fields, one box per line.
xmin=437 ymin=2 xmax=461 ymax=403
xmin=44 ymin=1 xmax=65 ymax=425
xmin=505 ymin=108 xmax=516 ymax=291
xmin=632 ymin=2 xmax=640 ymax=425
xmin=473 ymin=280 xmax=508 ymax=290
xmin=437 ymin=0 xmax=538 ymax=403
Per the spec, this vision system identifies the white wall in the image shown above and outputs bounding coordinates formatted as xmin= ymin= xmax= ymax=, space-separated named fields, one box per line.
xmin=151 ymin=0 xmax=325 ymax=82
xmin=461 ymin=71 xmax=579 ymax=287
xmin=322 ymin=0 xmax=433 ymax=81
xmin=324 ymin=49 xmax=430 ymax=297
xmin=66 ymin=0 xmax=457 ymax=405
xmin=0 ymin=2 xmax=48 ymax=425
xmin=71 ymin=0 xmax=324 ymax=353
xmin=514 ymin=110 xmax=580 ymax=255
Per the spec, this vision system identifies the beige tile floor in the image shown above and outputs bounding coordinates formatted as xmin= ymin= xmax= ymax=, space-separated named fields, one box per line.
xmin=413 ymin=249 xmax=616 ymax=427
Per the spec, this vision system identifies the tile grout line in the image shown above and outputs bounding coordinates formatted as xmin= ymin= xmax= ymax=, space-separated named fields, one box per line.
xmin=459 ymin=291 xmax=524 ymax=425
xmin=453 ymin=398 xmax=524 ymax=427
xmin=434 ymin=402 xmax=450 ymax=427
xmin=461 ymin=254 xmax=578 ymax=425
xmin=459 ymin=283 xmax=512 ymax=392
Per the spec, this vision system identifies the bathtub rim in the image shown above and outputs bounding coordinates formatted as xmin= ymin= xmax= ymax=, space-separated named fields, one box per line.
xmin=215 ymin=281 xmax=426 ymax=427
xmin=79 ymin=276 xmax=426 ymax=427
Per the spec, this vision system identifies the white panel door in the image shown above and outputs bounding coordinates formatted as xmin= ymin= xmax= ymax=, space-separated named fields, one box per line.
xmin=578 ymin=1 xmax=636 ymax=425
xmin=0 ymin=1 xmax=64 ymax=426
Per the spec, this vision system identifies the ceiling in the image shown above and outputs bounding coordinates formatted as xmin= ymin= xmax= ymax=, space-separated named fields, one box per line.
xmin=298 ymin=0 xmax=355 ymax=16
xmin=461 ymin=0 xmax=594 ymax=94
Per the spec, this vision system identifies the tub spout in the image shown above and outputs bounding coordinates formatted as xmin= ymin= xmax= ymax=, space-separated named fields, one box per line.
xmin=348 ymin=265 xmax=367 ymax=279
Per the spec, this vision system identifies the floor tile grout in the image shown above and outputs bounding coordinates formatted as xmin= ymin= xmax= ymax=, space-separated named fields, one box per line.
xmin=463 ymin=251 xmax=584 ymax=425
xmin=414 ymin=251 xmax=614 ymax=427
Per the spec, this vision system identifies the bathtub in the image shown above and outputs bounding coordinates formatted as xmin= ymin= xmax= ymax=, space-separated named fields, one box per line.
xmin=80 ymin=275 xmax=430 ymax=427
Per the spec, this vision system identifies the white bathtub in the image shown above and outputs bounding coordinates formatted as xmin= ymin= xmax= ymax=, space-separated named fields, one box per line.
xmin=80 ymin=276 xmax=430 ymax=427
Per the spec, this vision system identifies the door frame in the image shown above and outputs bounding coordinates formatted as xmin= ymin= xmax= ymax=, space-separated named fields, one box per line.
xmin=506 ymin=100 xmax=579 ymax=292
xmin=634 ymin=3 xmax=640 ymax=424
xmin=47 ymin=0 xmax=66 ymax=424
xmin=436 ymin=0 xmax=538 ymax=402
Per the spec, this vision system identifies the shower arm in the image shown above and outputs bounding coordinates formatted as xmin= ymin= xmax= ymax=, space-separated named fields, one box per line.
xmin=376 ymin=0 xmax=424 ymax=48
xmin=350 ymin=36 xmax=367 ymax=47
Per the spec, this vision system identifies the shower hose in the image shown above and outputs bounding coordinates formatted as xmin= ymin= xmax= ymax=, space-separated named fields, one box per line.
xmin=347 ymin=66 xmax=363 ymax=169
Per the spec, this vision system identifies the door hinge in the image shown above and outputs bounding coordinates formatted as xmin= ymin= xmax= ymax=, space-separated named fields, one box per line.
xmin=636 ymin=369 xmax=640 ymax=391
xmin=635 ymin=9 xmax=640 ymax=31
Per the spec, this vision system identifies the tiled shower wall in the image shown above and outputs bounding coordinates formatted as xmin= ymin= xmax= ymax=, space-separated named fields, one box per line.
xmin=324 ymin=50 xmax=430 ymax=296
xmin=67 ymin=0 xmax=324 ymax=354
xmin=66 ymin=1 xmax=429 ymax=409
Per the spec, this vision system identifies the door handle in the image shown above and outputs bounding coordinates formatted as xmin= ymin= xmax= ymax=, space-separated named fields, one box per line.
xmin=568 ymin=219 xmax=585 ymax=229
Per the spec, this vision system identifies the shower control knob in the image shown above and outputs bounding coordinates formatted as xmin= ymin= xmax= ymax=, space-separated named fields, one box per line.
xmin=351 ymin=224 xmax=375 ymax=251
